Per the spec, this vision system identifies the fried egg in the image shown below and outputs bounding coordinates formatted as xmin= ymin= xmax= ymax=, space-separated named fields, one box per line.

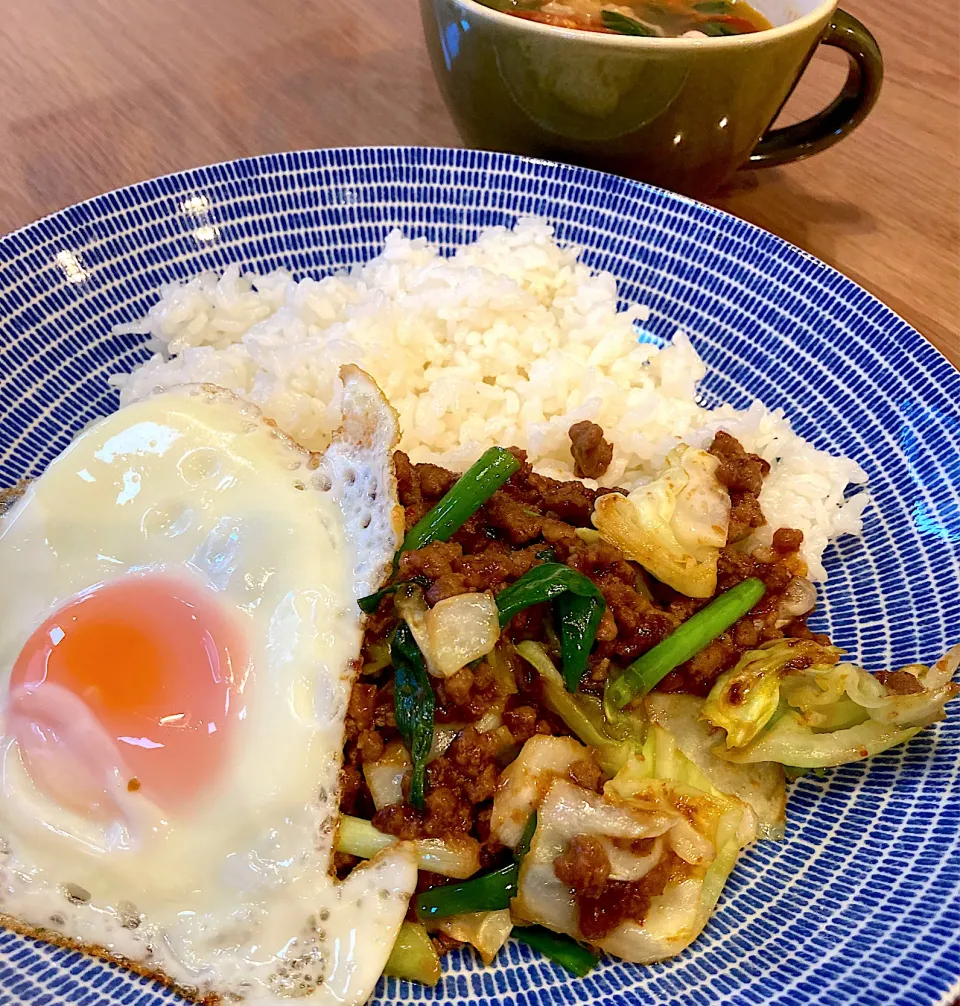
xmin=0 ymin=367 xmax=415 ymax=1004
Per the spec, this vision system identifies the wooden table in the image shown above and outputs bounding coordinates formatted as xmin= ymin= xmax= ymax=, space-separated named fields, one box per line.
xmin=1 ymin=0 xmax=956 ymax=363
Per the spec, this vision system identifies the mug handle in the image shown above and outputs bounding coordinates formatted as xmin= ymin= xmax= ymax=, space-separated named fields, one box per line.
xmin=748 ymin=9 xmax=883 ymax=168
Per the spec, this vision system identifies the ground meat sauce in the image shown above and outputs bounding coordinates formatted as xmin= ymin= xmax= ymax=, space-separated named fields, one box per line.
xmin=576 ymin=850 xmax=691 ymax=942
xmin=874 ymin=669 xmax=925 ymax=695
xmin=569 ymin=420 xmax=614 ymax=480
xmin=553 ymin=835 xmax=610 ymax=899
xmin=710 ymin=430 xmax=770 ymax=543
xmin=340 ymin=431 xmax=821 ymax=929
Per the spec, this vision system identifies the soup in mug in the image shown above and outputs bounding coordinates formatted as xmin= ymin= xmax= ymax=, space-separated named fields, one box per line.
xmin=480 ymin=0 xmax=773 ymax=36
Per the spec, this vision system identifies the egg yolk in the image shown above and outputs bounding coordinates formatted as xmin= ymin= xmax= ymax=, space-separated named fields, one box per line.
xmin=8 ymin=574 xmax=247 ymax=818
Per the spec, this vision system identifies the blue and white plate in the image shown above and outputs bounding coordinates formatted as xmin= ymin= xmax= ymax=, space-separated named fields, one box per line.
xmin=0 ymin=147 xmax=957 ymax=1006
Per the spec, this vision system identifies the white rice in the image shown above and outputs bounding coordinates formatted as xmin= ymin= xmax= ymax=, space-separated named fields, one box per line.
xmin=111 ymin=217 xmax=868 ymax=581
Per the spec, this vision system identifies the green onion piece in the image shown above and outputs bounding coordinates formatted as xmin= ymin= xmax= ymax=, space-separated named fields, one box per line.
xmin=535 ymin=547 xmax=556 ymax=561
xmin=480 ymin=0 xmax=542 ymax=8
xmin=415 ymin=862 xmax=518 ymax=921
xmin=495 ymin=563 xmax=604 ymax=627
xmin=415 ymin=812 xmax=535 ymax=925
xmin=698 ymin=20 xmax=738 ymax=34
xmin=336 ymin=815 xmax=481 ymax=878
xmin=606 ymin=577 xmax=767 ymax=710
xmin=556 ymin=592 xmax=605 ymax=692
xmin=399 ymin=447 xmax=520 ymax=557
xmin=600 ymin=10 xmax=656 ymax=35
xmin=693 ymin=0 xmax=733 ymax=12
xmin=358 ymin=576 xmax=431 ymax=614
xmin=495 ymin=563 xmax=606 ymax=692
xmin=515 ymin=812 xmax=537 ymax=860
xmin=383 ymin=921 xmax=442 ymax=985
xmin=513 ymin=926 xmax=599 ymax=977
xmin=392 ymin=624 xmax=435 ymax=809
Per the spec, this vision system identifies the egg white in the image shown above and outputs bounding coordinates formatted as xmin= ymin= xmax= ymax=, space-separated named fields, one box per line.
xmin=0 ymin=371 xmax=415 ymax=1004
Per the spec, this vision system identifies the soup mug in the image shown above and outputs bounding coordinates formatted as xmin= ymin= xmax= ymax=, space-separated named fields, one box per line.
xmin=419 ymin=0 xmax=882 ymax=195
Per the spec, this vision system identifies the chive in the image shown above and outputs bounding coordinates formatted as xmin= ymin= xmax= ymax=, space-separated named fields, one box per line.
xmin=398 ymin=447 xmax=520 ymax=558
xmin=600 ymin=10 xmax=656 ymax=35
xmin=495 ymin=564 xmax=606 ymax=692
xmin=415 ymin=862 xmax=518 ymax=921
xmin=416 ymin=812 xmax=537 ymax=922
xmin=535 ymin=547 xmax=556 ymax=562
xmin=495 ymin=563 xmax=604 ymax=627
xmin=392 ymin=624 xmax=435 ymax=809
xmin=606 ymin=577 xmax=767 ymax=709
xmin=698 ymin=20 xmax=738 ymax=34
xmin=513 ymin=926 xmax=600 ymax=977
xmin=476 ymin=0 xmax=540 ymax=9
xmin=358 ymin=575 xmax=431 ymax=614
xmin=556 ymin=592 xmax=605 ymax=692
xmin=516 ymin=812 xmax=537 ymax=860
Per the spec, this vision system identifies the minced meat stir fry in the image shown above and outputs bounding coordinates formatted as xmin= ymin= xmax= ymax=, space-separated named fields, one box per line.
xmin=336 ymin=429 xmax=960 ymax=981
xmin=344 ymin=433 xmax=811 ymax=835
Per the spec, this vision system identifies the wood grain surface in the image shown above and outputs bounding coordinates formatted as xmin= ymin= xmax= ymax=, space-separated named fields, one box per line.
xmin=0 ymin=0 xmax=956 ymax=363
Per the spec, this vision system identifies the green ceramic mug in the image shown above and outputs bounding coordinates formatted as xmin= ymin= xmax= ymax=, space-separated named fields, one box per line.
xmin=420 ymin=0 xmax=882 ymax=195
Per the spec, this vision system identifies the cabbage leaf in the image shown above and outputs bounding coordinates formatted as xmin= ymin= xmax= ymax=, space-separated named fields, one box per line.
xmin=490 ymin=734 xmax=596 ymax=849
xmin=645 ymin=692 xmax=786 ymax=839
xmin=704 ymin=641 xmax=960 ymax=767
xmin=513 ymin=767 xmax=755 ymax=963
xmin=703 ymin=638 xmax=842 ymax=749
xmin=436 ymin=909 xmax=513 ymax=965
xmin=515 ymin=640 xmax=643 ymax=774
xmin=591 ymin=446 xmax=729 ymax=598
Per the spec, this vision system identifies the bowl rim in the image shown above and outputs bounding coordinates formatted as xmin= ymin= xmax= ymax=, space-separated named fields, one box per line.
xmin=432 ymin=0 xmax=839 ymax=48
